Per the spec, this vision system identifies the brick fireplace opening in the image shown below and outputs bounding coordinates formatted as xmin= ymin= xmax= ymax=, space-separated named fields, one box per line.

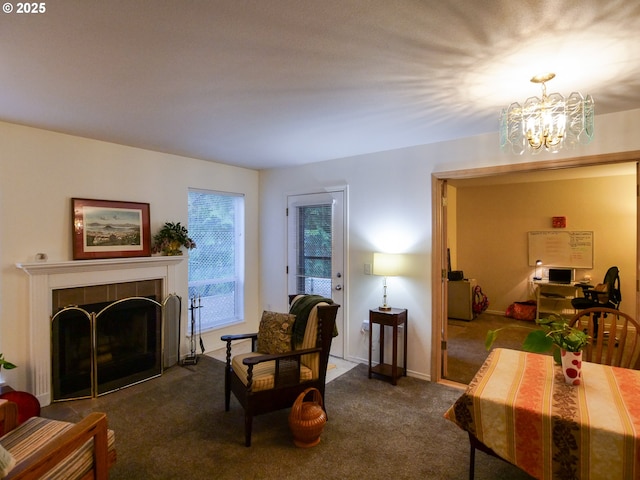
xmin=51 ymin=280 xmax=163 ymax=401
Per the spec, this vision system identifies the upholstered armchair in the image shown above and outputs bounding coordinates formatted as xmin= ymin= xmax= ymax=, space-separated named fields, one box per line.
xmin=221 ymin=295 xmax=339 ymax=446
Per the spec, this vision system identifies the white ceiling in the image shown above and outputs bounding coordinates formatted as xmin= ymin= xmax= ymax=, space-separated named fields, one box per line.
xmin=1 ymin=0 xmax=639 ymax=170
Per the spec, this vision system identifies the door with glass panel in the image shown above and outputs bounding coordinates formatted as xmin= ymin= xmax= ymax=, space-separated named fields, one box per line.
xmin=287 ymin=190 xmax=345 ymax=358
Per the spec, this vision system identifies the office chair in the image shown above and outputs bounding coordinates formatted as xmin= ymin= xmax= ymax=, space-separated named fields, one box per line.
xmin=571 ymin=266 xmax=621 ymax=337
xmin=572 ymin=266 xmax=621 ymax=311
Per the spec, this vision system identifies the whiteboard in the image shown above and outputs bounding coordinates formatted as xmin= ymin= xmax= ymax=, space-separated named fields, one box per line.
xmin=528 ymin=231 xmax=593 ymax=268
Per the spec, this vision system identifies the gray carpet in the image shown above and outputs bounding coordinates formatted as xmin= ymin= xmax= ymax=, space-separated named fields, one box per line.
xmin=42 ymin=356 xmax=533 ymax=479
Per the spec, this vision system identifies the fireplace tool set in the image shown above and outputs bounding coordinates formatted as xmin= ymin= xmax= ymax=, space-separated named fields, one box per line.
xmin=182 ymin=295 xmax=205 ymax=365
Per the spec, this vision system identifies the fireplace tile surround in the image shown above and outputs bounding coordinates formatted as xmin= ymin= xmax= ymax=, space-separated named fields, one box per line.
xmin=17 ymin=256 xmax=183 ymax=406
xmin=52 ymin=279 xmax=163 ymax=311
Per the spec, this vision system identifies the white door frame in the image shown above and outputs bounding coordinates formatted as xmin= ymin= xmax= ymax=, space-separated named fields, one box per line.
xmin=431 ymin=151 xmax=640 ymax=384
xmin=286 ymin=186 xmax=348 ymax=358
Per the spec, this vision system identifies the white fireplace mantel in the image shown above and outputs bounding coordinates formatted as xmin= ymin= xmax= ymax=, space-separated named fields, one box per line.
xmin=17 ymin=255 xmax=184 ymax=406
xmin=17 ymin=256 xmax=184 ymax=276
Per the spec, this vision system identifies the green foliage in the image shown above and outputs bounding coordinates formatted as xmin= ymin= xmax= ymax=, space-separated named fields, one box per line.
xmin=485 ymin=313 xmax=590 ymax=364
xmin=152 ymin=222 xmax=196 ymax=254
xmin=535 ymin=314 xmax=590 ymax=352
xmin=521 ymin=329 xmax=554 ymax=352
xmin=0 ymin=353 xmax=17 ymax=370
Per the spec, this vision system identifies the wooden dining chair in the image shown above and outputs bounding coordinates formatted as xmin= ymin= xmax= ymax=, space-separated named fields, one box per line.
xmin=568 ymin=307 xmax=640 ymax=369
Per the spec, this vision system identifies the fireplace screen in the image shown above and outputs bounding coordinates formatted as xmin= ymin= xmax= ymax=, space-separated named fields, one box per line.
xmin=52 ymin=296 xmax=162 ymax=401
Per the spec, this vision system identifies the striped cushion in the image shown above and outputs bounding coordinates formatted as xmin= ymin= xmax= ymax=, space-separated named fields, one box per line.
xmin=294 ymin=298 xmax=329 ymax=378
xmin=0 ymin=416 xmax=115 ymax=480
xmin=231 ymin=298 xmax=329 ymax=391
xmin=232 ymin=352 xmax=313 ymax=391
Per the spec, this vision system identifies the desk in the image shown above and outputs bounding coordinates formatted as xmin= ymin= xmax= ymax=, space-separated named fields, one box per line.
xmin=534 ymin=281 xmax=581 ymax=320
xmin=368 ymin=308 xmax=407 ymax=385
xmin=445 ymin=348 xmax=640 ymax=479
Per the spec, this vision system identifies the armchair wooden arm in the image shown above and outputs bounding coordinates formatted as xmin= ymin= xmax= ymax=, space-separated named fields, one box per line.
xmin=0 ymin=399 xmax=18 ymax=435
xmin=0 ymin=400 xmax=115 ymax=480
xmin=242 ymin=347 xmax=323 ymax=392
xmin=6 ymin=413 xmax=109 ymax=480
xmin=222 ymin=333 xmax=259 ymax=364
xmin=220 ymin=332 xmax=258 ymax=342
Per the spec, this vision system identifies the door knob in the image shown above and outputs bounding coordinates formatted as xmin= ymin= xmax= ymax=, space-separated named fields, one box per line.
xmin=335 ymin=285 xmax=342 ymax=290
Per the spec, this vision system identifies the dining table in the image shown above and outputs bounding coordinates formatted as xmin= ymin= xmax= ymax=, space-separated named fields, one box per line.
xmin=444 ymin=348 xmax=640 ymax=479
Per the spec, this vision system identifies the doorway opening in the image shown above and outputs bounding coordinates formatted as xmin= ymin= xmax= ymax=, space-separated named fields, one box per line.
xmin=431 ymin=152 xmax=640 ymax=385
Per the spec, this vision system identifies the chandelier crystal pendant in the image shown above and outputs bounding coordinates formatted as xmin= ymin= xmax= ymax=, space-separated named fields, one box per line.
xmin=499 ymin=73 xmax=594 ymax=155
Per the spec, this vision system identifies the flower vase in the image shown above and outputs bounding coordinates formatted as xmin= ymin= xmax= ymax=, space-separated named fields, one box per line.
xmin=560 ymin=349 xmax=582 ymax=386
xmin=162 ymin=241 xmax=183 ymax=256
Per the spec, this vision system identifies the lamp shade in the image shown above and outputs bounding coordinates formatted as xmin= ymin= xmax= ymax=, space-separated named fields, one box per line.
xmin=373 ymin=253 xmax=404 ymax=277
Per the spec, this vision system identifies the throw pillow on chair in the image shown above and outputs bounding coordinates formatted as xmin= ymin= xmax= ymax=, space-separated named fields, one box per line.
xmin=256 ymin=311 xmax=296 ymax=354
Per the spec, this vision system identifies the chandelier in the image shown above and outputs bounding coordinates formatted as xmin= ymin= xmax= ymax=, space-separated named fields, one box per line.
xmin=499 ymin=73 xmax=594 ymax=155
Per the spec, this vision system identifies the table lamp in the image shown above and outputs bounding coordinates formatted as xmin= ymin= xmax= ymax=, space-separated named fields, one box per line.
xmin=534 ymin=259 xmax=543 ymax=281
xmin=373 ymin=253 xmax=404 ymax=310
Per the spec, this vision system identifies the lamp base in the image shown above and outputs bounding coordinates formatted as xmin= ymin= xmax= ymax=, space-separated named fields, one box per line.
xmin=378 ymin=304 xmax=392 ymax=311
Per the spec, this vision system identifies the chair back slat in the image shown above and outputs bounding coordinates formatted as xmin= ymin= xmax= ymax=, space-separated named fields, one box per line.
xmin=569 ymin=307 xmax=640 ymax=369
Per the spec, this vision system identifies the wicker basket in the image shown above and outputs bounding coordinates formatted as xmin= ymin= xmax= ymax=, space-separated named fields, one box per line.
xmin=288 ymin=387 xmax=327 ymax=448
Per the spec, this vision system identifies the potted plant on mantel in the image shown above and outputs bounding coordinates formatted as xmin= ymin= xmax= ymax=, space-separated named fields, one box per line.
xmin=0 ymin=353 xmax=17 ymax=372
xmin=152 ymin=222 xmax=196 ymax=256
xmin=485 ymin=314 xmax=590 ymax=385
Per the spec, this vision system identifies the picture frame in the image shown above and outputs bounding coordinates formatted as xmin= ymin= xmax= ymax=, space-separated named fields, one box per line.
xmin=72 ymin=198 xmax=151 ymax=260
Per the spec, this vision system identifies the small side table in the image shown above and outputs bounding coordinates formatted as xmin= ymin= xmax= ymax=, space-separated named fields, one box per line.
xmin=368 ymin=308 xmax=407 ymax=385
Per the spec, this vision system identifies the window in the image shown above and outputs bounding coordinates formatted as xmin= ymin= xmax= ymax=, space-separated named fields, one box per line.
xmin=188 ymin=189 xmax=244 ymax=330
xmin=295 ymin=204 xmax=332 ymax=297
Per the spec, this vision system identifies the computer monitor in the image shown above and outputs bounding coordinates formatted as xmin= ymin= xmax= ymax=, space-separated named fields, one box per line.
xmin=548 ymin=268 xmax=573 ymax=284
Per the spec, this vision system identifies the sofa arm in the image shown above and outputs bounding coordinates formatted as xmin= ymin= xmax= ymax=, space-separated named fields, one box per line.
xmin=0 ymin=399 xmax=18 ymax=436
xmin=5 ymin=412 xmax=111 ymax=480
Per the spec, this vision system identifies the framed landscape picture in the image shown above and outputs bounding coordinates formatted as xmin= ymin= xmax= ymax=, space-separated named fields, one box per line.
xmin=72 ymin=198 xmax=151 ymax=260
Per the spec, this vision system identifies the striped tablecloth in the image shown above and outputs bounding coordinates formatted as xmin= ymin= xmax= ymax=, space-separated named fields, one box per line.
xmin=444 ymin=348 xmax=640 ymax=479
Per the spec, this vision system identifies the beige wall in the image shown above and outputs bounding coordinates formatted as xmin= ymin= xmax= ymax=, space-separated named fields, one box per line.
xmin=261 ymin=108 xmax=640 ymax=381
xmin=453 ymin=174 xmax=637 ymax=317
xmin=0 ymin=122 xmax=261 ymax=391
xmin=2 ymin=107 xmax=640 ymax=389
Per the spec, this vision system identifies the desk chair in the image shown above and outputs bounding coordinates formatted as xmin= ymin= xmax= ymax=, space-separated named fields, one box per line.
xmin=571 ymin=266 xmax=621 ymax=337
xmin=572 ymin=266 xmax=621 ymax=311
